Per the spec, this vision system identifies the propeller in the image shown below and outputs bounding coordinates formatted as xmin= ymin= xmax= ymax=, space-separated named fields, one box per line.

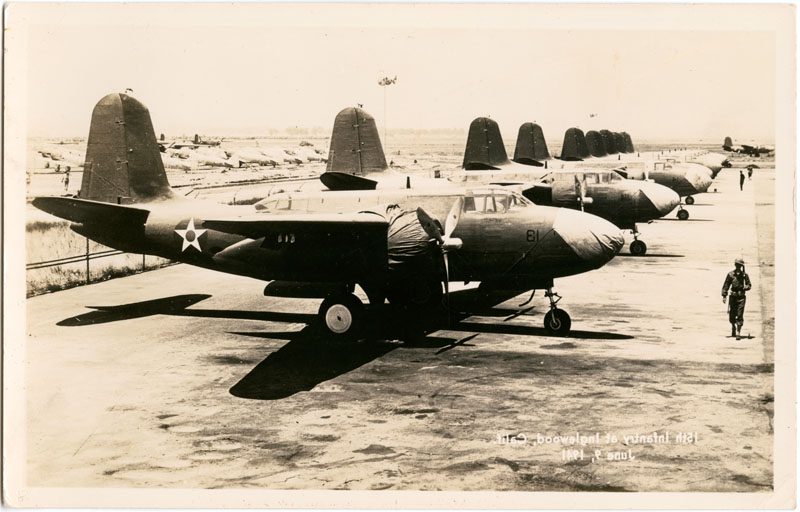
xmin=416 ymin=197 xmax=464 ymax=317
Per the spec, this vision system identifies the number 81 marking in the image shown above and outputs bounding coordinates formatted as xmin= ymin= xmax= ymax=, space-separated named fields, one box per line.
xmin=526 ymin=230 xmax=539 ymax=242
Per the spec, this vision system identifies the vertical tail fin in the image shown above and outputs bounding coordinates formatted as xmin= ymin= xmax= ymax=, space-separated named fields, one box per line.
xmin=326 ymin=107 xmax=387 ymax=175
xmin=80 ymin=93 xmax=173 ymax=203
xmin=599 ymin=130 xmax=618 ymax=155
xmin=462 ymin=117 xmax=511 ymax=170
xmin=585 ymin=131 xmax=607 ymax=157
xmin=513 ymin=122 xmax=550 ymax=165
xmin=560 ymin=128 xmax=590 ymax=161
xmin=613 ymin=133 xmax=626 ymax=154
xmin=723 ymin=136 xmax=733 ymax=150
xmin=622 ymin=132 xmax=635 ymax=153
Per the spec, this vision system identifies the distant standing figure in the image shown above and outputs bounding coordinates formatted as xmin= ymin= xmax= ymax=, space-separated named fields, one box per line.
xmin=739 ymin=170 xmax=745 ymax=191
xmin=747 ymin=167 xmax=753 ymax=180
xmin=63 ymin=168 xmax=70 ymax=191
xmin=722 ymin=258 xmax=752 ymax=339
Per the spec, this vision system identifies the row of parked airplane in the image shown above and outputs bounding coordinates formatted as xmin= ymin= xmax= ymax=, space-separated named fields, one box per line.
xmin=33 ymin=93 xmax=733 ymax=339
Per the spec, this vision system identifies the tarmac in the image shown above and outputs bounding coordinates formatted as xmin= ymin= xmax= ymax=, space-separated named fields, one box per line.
xmin=24 ymin=166 xmax=774 ymax=491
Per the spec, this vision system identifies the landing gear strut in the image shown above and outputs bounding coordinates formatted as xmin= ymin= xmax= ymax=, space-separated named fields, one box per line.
xmin=543 ymin=287 xmax=571 ymax=337
xmin=318 ymin=291 xmax=364 ymax=339
xmin=629 ymin=225 xmax=647 ymax=256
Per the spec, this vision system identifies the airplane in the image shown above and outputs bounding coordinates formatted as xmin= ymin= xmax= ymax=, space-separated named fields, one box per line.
xmin=33 ymin=93 xmax=625 ymax=338
xmin=337 ymin=115 xmax=678 ymax=255
xmin=548 ymin=127 xmax=712 ymax=217
xmin=723 ymin=136 xmax=774 ymax=157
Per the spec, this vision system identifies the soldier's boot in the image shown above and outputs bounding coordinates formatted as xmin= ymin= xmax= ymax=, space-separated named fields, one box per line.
xmin=736 ymin=324 xmax=743 ymax=340
xmin=731 ymin=325 xmax=736 ymax=337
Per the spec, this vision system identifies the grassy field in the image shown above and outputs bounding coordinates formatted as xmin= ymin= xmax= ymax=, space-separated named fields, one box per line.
xmin=26 ymin=219 xmax=172 ymax=297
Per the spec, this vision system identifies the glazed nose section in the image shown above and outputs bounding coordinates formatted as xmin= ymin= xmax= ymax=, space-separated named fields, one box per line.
xmin=552 ymin=208 xmax=624 ymax=266
xmin=639 ymin=182 xmax=680 ymax=217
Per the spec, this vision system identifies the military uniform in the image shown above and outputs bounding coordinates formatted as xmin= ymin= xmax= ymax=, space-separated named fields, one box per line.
xmin=721 ymin=259 xmax=751 ymax=338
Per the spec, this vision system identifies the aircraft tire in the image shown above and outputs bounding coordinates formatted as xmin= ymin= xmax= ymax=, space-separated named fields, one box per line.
xmin=685 ymin=196 xmax=695 ymax=205
xmin=544 ymin=308 xmax=571 ymax=337
xmin=629 ymin=240 xmax=647 ymax=256
xmin=677 ymin=209 xmax=690 ymax=221
xmin=318 ymin=293 xmax=363 ymax=340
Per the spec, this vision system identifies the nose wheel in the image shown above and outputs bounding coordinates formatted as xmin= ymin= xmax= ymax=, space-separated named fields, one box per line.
xmin=684 ymin=195 xmax=695 ymax=205
xmin=677 ymin=207 xmax=690 ymax=220
xmin=544 ymin=288 xmax=571 ymax=336
xmin=628 ymin=225 xmax=647 ymax=256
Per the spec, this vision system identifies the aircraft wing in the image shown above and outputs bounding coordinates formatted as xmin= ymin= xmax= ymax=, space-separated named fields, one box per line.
xmin=203 ymin=212 xmax=387 ymax=240
xmin=204 ymin=212 xmax=390 ymax=281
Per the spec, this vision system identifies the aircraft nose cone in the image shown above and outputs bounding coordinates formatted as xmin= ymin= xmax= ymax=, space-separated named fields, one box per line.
xmin=689 ymin=166 xmax=713 ymax=193
xmin=640 ymin=182 xmax=681 ymax=217
xmin=552 ymin=208 xmax=624 ymax=266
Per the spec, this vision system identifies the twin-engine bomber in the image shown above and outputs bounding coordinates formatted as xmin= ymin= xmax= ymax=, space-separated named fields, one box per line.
xmin=33 ymin=93 xmax=624 ymax=338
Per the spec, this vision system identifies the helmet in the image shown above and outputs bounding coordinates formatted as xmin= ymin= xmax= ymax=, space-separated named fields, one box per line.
xmin=735 ymin=258 xmax=745 ymax=266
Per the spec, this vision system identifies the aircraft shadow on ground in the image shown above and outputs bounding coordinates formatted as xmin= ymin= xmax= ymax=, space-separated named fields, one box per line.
xmin=617 ymin=254 xmax=685 ymax=259
xmin=451 ymin=321 xmax=634 ymax=340
xmin=660 ymin=218 xmax=714 ymax=222
xmin=55 ymin=291 xmax=633 ymax=400
xmin=57 ymin=294 xmax=316 ymax=327
xmin=229 ymin=322 xmax=458 ymax=401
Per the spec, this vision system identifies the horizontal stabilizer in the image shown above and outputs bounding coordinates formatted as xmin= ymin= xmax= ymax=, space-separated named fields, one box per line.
xmin=32 ymin=196 xmax=150 ymax=226
xmin=320 ymin=172 xmax=378 ymax=191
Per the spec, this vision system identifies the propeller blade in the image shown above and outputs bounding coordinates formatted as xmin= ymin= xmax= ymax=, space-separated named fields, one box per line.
xmin=416 ymin=207 xmax=444 ymax=244
xmin=444 ymin=197 xmax=464 ymax=239
xmin=574 ymin=175 xmax=586 ymax=212
xmin=443 ymin=252 xmax=451 ymax=322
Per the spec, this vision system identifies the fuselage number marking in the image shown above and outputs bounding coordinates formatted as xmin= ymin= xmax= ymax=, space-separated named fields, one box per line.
xmin=526 ymin=230 xmax=539 ymax=243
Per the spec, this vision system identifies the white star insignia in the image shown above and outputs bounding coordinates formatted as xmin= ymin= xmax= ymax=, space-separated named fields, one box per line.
xmin=175 ymin=218 xmax=207 ymax=252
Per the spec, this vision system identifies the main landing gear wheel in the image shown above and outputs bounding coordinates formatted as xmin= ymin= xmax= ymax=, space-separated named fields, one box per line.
xmin=629 ymin=239 xmax=647 ymax=256
xmin=544 ymin=309 xmax=571 ymax=337
xmin=677 ymin=209 xmax=690 ymax=221
xmin=318 ymin=293 xmax=364 ymax=339
xmin=685 ymin=195 xmax=695 ymax=205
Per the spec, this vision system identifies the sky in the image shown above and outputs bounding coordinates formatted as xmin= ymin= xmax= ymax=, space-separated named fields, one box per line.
xmin=14 ymin=4 xmax=783 ymax=142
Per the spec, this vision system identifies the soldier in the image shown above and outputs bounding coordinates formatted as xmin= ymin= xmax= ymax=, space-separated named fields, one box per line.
xmin=721 ymin=258 xmax=752 ymax=339
xmin=739 ymin=170 xmax=745 ymax=191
